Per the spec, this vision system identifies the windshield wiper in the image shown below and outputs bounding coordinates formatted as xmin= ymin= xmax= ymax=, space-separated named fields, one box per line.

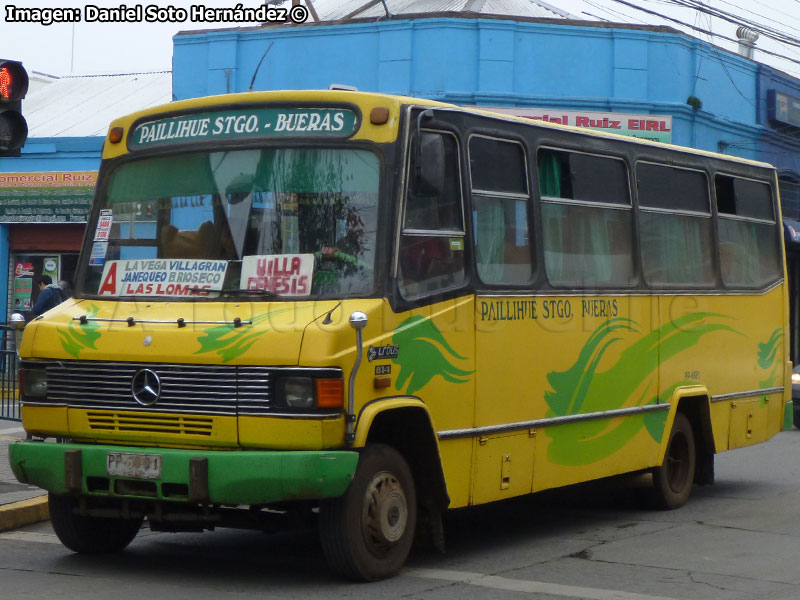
xmin=219 ymin=287 xmax=283 ymax=299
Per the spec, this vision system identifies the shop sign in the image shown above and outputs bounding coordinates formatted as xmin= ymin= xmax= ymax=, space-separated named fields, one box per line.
xmin=14 ymin=262 xmax=34 ymax=277
xmin=42 ymin=256 xmax=59 ymax=281
xmin=130 ymin=107 xmax=358 ymax=149
xmin=768 ymin=89 xmax=800 ymax=129
xmin=0 ymin=171 xmax=97 ymax=223
xmin=13 ymin=277 xmax=32 ymax=310
xmin=479 ymin=107 xmax=672 ymax=143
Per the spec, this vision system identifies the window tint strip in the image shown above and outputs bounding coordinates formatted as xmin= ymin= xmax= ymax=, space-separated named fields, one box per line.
xmin=469 ymin=136 xmax=528 ymax=195
xmin=637 ymin=162 xmax=709 ymax=213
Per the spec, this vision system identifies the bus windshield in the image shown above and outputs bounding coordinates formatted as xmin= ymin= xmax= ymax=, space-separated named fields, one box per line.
xmin=78 ymin=147 xmax=380 ymax=300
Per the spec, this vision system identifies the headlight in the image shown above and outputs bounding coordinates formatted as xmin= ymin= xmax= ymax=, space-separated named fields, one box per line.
xmin=792 ymin=372 xmax=800 ymax=385
xmin=21 ymin=368 xmax=47 ymax=398
xmin=276 ymin=377 xmax=315 ymax=409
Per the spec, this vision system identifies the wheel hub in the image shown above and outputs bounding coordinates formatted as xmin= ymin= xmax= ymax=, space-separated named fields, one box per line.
xmin=667 ymin=431 xmax=690 ymax=493
xmin=362 ymin=471 xmax=408 ymax=551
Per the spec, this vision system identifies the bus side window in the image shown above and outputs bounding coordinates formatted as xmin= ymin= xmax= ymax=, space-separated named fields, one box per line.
xmin=470 ymin=135 xmax=532 ymax=285
xmin=637 ymin=163 xmax=714 ymax=288
xmin=538 ymin=148 xmax=634 ymax=287
xmin=399 ymin=131 xmax=466 ymax=299
xmin=715 ymin=174 xmax=781 ymax=288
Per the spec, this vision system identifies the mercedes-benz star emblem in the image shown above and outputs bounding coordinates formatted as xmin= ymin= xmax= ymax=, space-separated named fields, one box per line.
xmin=131 ymin=369 xmax=161 ymax=406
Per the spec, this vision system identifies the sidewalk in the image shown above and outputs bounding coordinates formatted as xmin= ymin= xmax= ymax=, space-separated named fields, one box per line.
xmin=0 ymin=418 xmax=49 ymax=531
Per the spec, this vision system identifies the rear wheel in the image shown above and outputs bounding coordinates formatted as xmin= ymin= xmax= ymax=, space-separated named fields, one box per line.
xmin=319 ymin=444 xmax=417 ymax=581
xmin=650 ymin=412 xmax=696 ymax=510
xmin=49 ymin=493 xmax=142 ymax=553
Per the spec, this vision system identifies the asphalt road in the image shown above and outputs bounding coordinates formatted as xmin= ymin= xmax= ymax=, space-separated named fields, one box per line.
xmin=3 ymin=430 xmax=800 ymax=600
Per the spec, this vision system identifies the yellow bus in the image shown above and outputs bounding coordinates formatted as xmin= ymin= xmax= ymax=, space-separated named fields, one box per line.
xmin=10 ymin=90 xmax=790 ymax=581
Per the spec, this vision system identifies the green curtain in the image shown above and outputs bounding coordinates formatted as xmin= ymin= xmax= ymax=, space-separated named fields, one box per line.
xmin=538 ymin=151 xmax=562 ymax=198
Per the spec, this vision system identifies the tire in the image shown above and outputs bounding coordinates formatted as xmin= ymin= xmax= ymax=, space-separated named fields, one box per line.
xmin=318 ymin=444 xmax=417 ymax=581
xmin=49 ymin=493 xmax=142 ymax=554
xmin=650 ymin=412 xmax=696 ymax=510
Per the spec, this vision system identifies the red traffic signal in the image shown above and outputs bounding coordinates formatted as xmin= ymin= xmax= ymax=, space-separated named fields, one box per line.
xmin=0 ymin=61 xmax=29 ymax=101
xmin=0 ymin=59 xmax=28 ymax=155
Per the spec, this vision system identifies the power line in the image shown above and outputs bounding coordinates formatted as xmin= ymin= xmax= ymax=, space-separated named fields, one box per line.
xmin=664 ymin=0 xmax=800 ymax=49
xmin=653 ymin=0 xmax=800 ymax=74
xmin=583 ymin=0 xmax=647 ymax=24
xmin=603 ymin=0 xmax=800 ymax=68
xmin=714 ymin=0 xmax=800 ymax=30
xmin=581 ymin=11 xmax=612 ymax=22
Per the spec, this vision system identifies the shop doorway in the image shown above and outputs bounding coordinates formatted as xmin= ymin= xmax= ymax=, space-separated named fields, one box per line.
xmin=12 ymin=253 xmax=78 ymax=315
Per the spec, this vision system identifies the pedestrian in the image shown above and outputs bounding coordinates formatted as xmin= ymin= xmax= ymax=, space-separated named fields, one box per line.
xmin=30 ymin=275 xmax=67 ymax=318
xmin=59 ymin=279 xmax=73 ymax=299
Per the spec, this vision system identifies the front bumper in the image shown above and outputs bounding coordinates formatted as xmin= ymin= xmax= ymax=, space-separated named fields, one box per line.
xmin=9 ymin=441 xmax=358 ymax=505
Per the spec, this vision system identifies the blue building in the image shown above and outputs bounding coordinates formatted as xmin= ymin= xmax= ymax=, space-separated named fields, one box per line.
xmin=174 ymin=11 xmax=759 ymax=157
xmin=757 ymin=65 xmax=800 ymax=359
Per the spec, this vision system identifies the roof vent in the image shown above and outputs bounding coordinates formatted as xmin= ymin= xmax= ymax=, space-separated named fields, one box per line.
xmin=736 ymin=26 xmax=759 ymax=59
xmin=329 ymin=83 xmax=358 ymax=91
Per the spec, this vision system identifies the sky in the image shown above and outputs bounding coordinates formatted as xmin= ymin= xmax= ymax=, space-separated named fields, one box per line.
xmin=1 ymin=0 xmax=799 ymax=79
xmin=0 ymin=0 xmax=265 ymax=75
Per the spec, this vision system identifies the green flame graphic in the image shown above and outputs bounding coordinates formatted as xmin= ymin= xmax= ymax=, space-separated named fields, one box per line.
xmin=58 ymin=304 xmax=102 ymax=358
xmin=392 ymin=316 xmax=473 ymax=395
xmin=194 ymin=309 xmax=293 ymax=363
xmin=545 ymin=313 xmax=740 ymax=465
xmin=758 ymin=327 xmax=783 ymax=387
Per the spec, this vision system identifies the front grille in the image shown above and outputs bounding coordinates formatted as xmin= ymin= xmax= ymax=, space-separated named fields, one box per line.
xmin=87 ymin=411 xmax=214 ymax=435
xmin=43 ymin=361 xmax=272 ymax=416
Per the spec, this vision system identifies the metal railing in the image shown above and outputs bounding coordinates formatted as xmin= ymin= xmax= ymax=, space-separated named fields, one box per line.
xmin=0 ymin=321 xmax=21 ymax=421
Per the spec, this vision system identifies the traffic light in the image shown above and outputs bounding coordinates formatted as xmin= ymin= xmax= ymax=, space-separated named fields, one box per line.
xmin=0 ymin=60 xmax=29 ymax=157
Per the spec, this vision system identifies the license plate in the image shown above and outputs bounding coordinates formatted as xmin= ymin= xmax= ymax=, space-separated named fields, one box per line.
xmin=107 ymin=452 xmax=162 ymax=479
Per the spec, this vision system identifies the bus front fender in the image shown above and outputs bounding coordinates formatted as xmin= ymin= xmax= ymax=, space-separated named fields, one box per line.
xmin=352 ymin=396 xmax=450 ymax=520
xmin=352 ymin=396 xmax=432 ymax=448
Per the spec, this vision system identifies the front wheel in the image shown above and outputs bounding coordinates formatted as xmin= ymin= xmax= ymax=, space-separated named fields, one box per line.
xmin=318 ymin=444 xmax=417 ymax=581
xmin=650 ymin=412 xmax=696 ymax=510
xmin=49 ymin=493 xmax=142 ymax=554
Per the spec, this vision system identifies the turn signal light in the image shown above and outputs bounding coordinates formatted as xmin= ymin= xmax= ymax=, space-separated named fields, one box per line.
xmin=370 ymin=106 xmax=390 ymax=125
xmin=108 ymin=127 xmax=124 ymax=143
xmin=316 ymin=378 xmax=344 ymax=408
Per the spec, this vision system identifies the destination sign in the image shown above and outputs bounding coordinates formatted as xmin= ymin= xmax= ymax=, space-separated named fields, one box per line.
xmin=98 ymin=259 xmax=228 ymax=297
xmin=130 ymin=107 xmax=358 ymax=149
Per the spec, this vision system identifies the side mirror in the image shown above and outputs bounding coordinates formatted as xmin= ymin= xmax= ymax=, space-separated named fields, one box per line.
xmin=349 ymin=311 xmax=367 ymax=330
xmin=413 ymin=132 xmax=445 ymax=197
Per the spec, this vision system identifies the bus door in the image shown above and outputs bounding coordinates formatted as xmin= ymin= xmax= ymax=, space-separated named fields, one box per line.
xmin=395 ymin=111 xmax=475 ymax=509
xmin=468 ymin=131 xmax=538 ymax=504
